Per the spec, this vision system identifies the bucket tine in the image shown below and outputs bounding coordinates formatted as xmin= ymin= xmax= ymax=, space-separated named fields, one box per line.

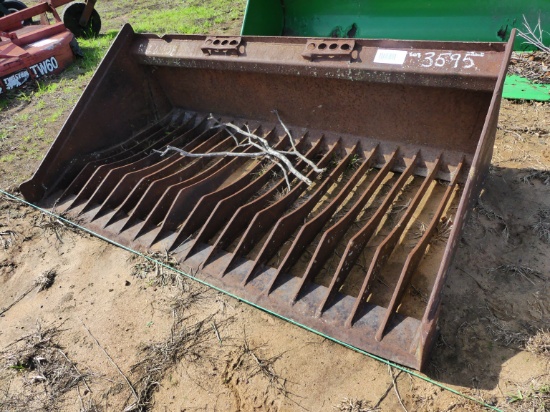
xmin=81 ymin=116 xmax=198 ymax=217
xmin=243 ymin=139 xmax=353 ymax=285
xmin=202 ymin=133 xmax=316 ymax=270
xmin=290 ymin=149 xmax=399 ymax=303
xmin=178 ymin=130 xmax=296 ymax=261
xmin=133 ymin=127 xmax=248 ymax=241
xmin=224 ymin=136 xmax=332 ymax=279
xmin=168 ymin=127 xmax=284 ymax=252
xmin=373 ymin=159 xmax=463 ymax=341
xmin=317 ymin=152 xmax=419 ymax=315
xmin=267 ymin=146 xmax=379 ymax=295
xmin=109 ymin=120 xmax=225 ymax=231
xmin=148 ymin=125 xmax=265 ymax=246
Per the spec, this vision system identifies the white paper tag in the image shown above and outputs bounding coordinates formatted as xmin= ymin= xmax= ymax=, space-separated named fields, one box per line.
xmin=373 ymin=49 xmax=408 ymax=65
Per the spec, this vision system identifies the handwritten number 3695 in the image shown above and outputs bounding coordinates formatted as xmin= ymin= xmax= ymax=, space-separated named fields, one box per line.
xmin=420 ymin=52 xmax=478 ymax=69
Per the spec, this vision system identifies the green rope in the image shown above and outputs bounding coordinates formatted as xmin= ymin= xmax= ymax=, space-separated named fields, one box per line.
xmin=0 ymin=189 xmax=502 ymax=411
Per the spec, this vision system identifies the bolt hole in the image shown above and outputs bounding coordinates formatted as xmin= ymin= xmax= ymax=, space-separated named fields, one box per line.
xmin=205 ymin=39 xmax=212 ymax=45
xmin=221 ymin=40 xmax=229 ymax=46
xmin=329 ymin=43 xmax=338 ymax=50
xmin=318 ymin=43 xmax=327 ymax=50
xmin=229 ymin=39 xmax=238 ymax=45
xmin=307 ymin=42 xmax=316 ymax=50
xmin=213 ymin=39 xmax=220 ymax=45
xmin=340 ymin=43 xmax=350 ymax=50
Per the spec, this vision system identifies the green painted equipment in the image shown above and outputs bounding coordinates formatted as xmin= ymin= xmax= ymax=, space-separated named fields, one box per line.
xmin=242 ymin=0 xmax=550 ymax=101
xmin=241 ymin=0 xmax=549 ymax=49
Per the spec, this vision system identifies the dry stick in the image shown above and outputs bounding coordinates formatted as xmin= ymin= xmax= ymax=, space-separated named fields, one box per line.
xmin=518 ymin=14 xmax=550 ymax=53
xmin=272 ymin=160 xmax=292 ymax=190
xmin=57 ymin=348 xmax=92 ymax=394
xmin=208 ymin=115 xmax=325 ymax=179
xmin=208 ymin=116 xmax=326 ymax=176
xmin=373 ymin=379 xmax=395 ymax=409
xmin=272 ymin=109 xmax=325 ymax=172
xmin=155 ymin=145 xmax=307 ymax=190
xmin=211 ymin=321 xmax=222 ymax=344
xmin=389 ymin=365 xmax=409 ymax=412
xmin=0 ymin=284 xmax=36 ymax=316
xmin=78 ymin=319 xmax=139 ymax=405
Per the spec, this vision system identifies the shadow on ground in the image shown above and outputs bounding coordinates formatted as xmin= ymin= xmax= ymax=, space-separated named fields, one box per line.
xmin=426 ymin=165 xmax=549 ymax=390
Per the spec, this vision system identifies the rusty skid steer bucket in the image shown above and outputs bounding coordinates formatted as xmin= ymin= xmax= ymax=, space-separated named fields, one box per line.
xmin=20 ymin=25 xmax=513 ymax=370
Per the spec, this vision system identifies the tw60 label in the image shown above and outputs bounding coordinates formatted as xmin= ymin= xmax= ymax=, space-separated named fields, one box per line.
xmin=29 ymin=57 xmax=59 ymax=78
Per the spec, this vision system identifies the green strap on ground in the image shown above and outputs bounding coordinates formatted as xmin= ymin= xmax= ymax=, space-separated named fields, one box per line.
xmin=0 ymin=188 xmax=503 ymax=411
xmin=504 ymin=75 xmax=550 ymax=101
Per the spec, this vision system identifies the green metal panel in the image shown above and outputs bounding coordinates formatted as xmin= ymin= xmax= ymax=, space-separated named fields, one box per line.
xmin=241 ymin=0 xmax=550 ymax=50
xmin=241 ymin=0 xmax=284 ymax=37
xmin=503 ymin=75 xmax=550 ymax=100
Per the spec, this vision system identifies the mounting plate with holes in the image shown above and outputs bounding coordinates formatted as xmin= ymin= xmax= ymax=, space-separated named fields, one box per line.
xmin=302 ymin=39 xmax=356 ymax=60
xmin=201 ymin=36 xmax=242 ymax=55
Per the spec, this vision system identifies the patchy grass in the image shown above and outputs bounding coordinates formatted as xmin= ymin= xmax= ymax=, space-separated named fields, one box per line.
xmin=0 ymin=0 xmax=246 ymax=190
xmin=0 ymin=154 xmax=16 ymax=163
xmin=129 ymin=0 xmax=245 ymax=34
xmin=507 ymin=379 xmax=549 ymax=412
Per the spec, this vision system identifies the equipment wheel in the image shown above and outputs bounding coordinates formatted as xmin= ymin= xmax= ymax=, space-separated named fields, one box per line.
xmin=62 ymin=2 xmax=101 ymax=38
xmin=0 ymin=0 xmax=27 ymax=16
xmin=0 ymin=1 xmax=32 ymax=24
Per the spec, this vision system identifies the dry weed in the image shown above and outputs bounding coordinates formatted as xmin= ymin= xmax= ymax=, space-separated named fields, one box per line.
xmin=483 ymin=311 xmax=529 ymax=348
xmin=521 ymin=169 xmax=550 ymax=185
xmin=411 ymin=216 xmax=452 ymax=243
xmin=129 ymin=252 xmax=184 ymax=289
xmin=239 ymin=335 xmax=287 ymax=396
xmin=0 ymin=322 xmax=91 ymax=411
xmin=488 ymin=264 xmax=544 ymax=285
xmin=252 ymin=161 xmax=272 ymax=178
xmin=0 ymin=229 xmax=17 ymax=249
xmin=388 ymin=199 xmax=411 ymax=218
xmin=333 ymin=397 xmax=380 ymax=412
xmin=35 ymin=269 xmax=57 ymax=292
xmin=129 ymin=290 xmax=231 ymax=411
xmin=129 ymin=316 xmax=221 ymax=411
xmin=434 ymin=216 xmax=453 ymax=243
xmin=476 ymin=199 xmax=510 ymax=240
xmin=413 ymin=221 xmax=427 ymax=239
xmin=269 ymin=188 xmax=289 ymax=205
xmin=525 ymin=330 xmax=550 ymax=358
xmin=533 ymin=209 xmax=550 ymax=243
xmin=33 ymin=213 xmax=79 ymax=244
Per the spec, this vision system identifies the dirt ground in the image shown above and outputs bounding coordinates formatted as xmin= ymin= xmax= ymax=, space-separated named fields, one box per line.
xmin=1 ymin=3 xmax=549 ymax=412
xmin=1 ymin=94 xmax=549 ymax=412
